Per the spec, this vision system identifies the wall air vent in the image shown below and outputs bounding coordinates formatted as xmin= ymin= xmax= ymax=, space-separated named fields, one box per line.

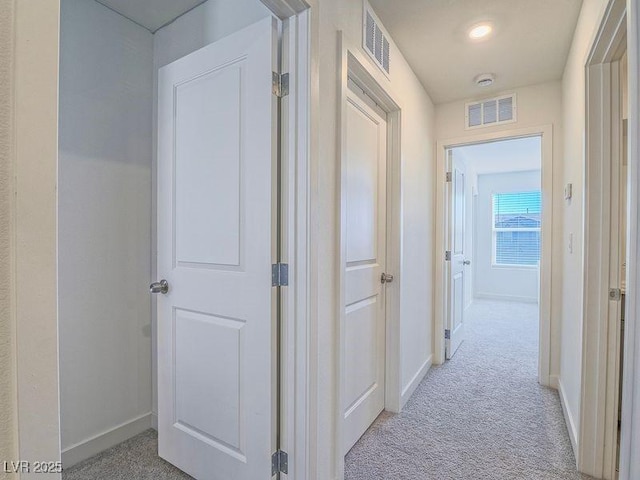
xmin=465 ymin=94 xmax=517 ymax=129
xmin=363 ymin=2 xmax=390 ymax=76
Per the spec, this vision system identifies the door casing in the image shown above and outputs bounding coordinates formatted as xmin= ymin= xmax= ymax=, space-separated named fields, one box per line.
xmin=581 ymin=0 xmax=627 ymax=477
xmin=336 ymin=36 xmax=403 ymax=478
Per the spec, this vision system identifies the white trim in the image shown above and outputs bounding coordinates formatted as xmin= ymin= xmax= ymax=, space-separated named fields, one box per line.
xmin=435 ymin=125 xmax=554 ymax=388
xmin=61 ymin=414 xmax=153 ymax=468
xmin=400 ymin=356 xmax=432 ymax=408
xmin=277 ymin=6 xmax=311 ymax=480
xmin=473 ymin=293 xmax=538 ymax=304
xmin=580 ymin=0 xmax=627 ymax=477
xmin=558 ymin=376 xmax=579 ymax=459
xmin=336 ymin=35 xmax=403 ymax=478
xmin=619 ymin=0 xmax=640 ymax=478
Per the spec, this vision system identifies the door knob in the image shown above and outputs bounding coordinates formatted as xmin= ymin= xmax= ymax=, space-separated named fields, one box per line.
xmin=381 ymin=273 xmax=394 ymax=284
xmin=463 ymin=260 xmax=471 ymax=265
xmin=150 ymin=279 xmax=169 ymax=294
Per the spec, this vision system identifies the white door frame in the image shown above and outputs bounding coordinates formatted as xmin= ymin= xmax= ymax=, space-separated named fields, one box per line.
xmin=335 ymin=35 xmax=403 ymax=477
xmin=275 ymin=4 xmax=312 ymax=480
xmin=13 ymin=1 xmax=312 ymax=479
xmin=619 ymin=0 xmax=640 ymax=477
xmin=435 ymin=125 xmax=554 ymax=387
xmin=580 ymin=0 xmax=627 ymax=477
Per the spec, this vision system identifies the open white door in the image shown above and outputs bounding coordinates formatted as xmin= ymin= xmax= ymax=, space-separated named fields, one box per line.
xmin=446 ymin=152 xmax=467 ymax=359
xmin=342 ymin=85 xmax=388 ymax=454
xmin=155 ymin=17 xmax=278 ymax=480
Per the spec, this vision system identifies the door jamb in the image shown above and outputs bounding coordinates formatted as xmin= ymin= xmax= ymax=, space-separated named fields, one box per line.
xmin=435 ymin=125 xmax=554 ymax=388
xmin=273 ymin=4 xmax=312 ymax=480
xmin=336 ymin=33 xmax=403 ymax=478
xmin=580 ymin=0 xmax=627 ymax=477
xmin=619 ymin=0 xmax=640 ymax=478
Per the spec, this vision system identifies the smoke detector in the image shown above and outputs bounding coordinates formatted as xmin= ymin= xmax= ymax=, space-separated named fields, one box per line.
xmin=474 ymin=73 xmax=495 ymax=87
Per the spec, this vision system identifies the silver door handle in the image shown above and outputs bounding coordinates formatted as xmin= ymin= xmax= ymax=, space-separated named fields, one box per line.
xmin=381 ymin=273 xmax=394 ymax=284
xmin=150 ymin=279 xmax=169 ymax=294
xmin=463 ymin=260 xmax=471 ymax=265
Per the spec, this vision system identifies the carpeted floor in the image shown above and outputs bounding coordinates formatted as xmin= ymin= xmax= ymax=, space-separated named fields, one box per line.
xmin=62 ymin=430 xmax=192 ymax=480
xmin=63 ymin=300 xmax=592 ymax=480
xmin=345 ymin=300 xmax=594 ymax=480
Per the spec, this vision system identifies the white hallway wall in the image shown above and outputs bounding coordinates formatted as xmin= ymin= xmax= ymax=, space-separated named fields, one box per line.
xmin=311 ymin=0 xmax=436 ymax=477
xmin=58 ymin=0 xmax=153 ymax=461
xmin=475 ymin=170 xmax=542 ymax=303
xmin=436 ymin=81 xmax=563 ymax=378
xmin=558 ymin=0 xmax=608 ymax=452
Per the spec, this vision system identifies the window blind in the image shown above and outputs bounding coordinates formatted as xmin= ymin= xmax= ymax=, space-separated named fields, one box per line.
xmin=493 ymin=191 xmax=541 ymax=266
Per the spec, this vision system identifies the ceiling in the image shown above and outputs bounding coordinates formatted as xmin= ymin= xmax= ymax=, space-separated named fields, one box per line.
xmin=369 ymin=0 xmax=583 ymax=104
xmin=454 ymin=136 xmax=541 ymax=175
xmin=95 ymin=0 xmax=206 ymax=32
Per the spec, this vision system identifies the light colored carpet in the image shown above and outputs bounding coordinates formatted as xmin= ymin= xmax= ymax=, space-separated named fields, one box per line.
xmin=62 ymin=430 xmax=192 ymax=480
xmin=63 ymin=301 xmax=591 ymax=480
xmin=345 ymin=300 xmax=595 ymax=480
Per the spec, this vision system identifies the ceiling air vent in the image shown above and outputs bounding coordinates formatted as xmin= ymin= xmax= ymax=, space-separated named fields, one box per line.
xmin=465 ymin=94 xmax=517 ymax=129
xmin=363 ymin=3 xmax=390 ymax=76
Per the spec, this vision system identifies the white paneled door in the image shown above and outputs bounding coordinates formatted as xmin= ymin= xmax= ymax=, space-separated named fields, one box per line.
xmin=156 ymin=17 xmax=277 ymax=480
xmin=342 ymin=86 xmax=388 ymax=454
xmin=446 ymin=154 xmax=467 ymax=359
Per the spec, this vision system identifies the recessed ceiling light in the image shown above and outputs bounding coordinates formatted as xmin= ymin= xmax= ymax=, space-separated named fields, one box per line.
xmin=474 ymin=73 xmax=495 ymax=87
xmin=469 ymin=24 xmax=493 ymax=40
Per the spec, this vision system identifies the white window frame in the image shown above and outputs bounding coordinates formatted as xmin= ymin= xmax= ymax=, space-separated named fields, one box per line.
xmin=491 ymin=191 xmax=541 ymax=268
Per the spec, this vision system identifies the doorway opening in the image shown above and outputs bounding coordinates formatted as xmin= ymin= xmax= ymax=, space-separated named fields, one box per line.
xmin=435 ymin=125 xmax=554 ymax=387
xmin=445 ymin=136 xmax=542 ymax=368
xmin=55 ymin=1 xmax=310 ymax=479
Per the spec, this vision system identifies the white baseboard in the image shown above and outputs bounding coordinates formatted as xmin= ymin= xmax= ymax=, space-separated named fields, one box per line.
xmin=151 ymin=411 xmax=158 ymax=430
xmin=475 ymin=292 xmax=538 ymax=304
xmin=400 ymin=355 xmax=432 ymax=409
xmin=549 ymin=374 xmax=559 ymax=389
xmin=62 ymin=413 xmax=153 ymax=468
xmin=557 ymin=377 xmax=578 ymax=459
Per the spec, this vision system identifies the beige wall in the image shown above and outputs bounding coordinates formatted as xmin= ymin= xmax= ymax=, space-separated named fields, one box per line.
xmin=436 ymin=80 xmax=564 ymax=378
xmin=0 ymin=0 xmax=17 ymax=471
xmin=312 ymin=0 xmax=436 ymax=477
xmin=558 ymin=0 xmax=608 ymax=448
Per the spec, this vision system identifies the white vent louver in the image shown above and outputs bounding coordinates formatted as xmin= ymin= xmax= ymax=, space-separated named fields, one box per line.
xmin=364 ymin=4 xmax=390 ymax=75
xmin=466 ymin=94 xmax=516 ymax=129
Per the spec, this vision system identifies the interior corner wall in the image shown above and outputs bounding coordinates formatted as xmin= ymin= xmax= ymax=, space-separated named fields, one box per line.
xmin=0 ymin=0 xmax=17 ymax=468
xmin=312 ymin=0 xmax=436 ymax=477
xmin=435 ymin=81 xmax=564 ymax=380
xmin=474 ymin=170 xmax=542 ymax=303
xmin=150 ymin=0 xmax=272 ymax=427
xmin=558 ymin=0 xmax=609 ymax=452
xmin=58 ymin=0 xmax=154 ymax=463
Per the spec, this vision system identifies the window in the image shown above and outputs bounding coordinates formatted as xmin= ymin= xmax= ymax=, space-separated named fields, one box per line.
xmin=492 ymin=191 xmax=541 ymax=266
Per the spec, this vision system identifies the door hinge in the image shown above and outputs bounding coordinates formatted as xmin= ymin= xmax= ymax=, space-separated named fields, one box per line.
xmin=272 ymin=450 xmax=288 ymax=476
xmin=446 ymin=172 xmax=452 ymax=182
xmin=445 ymin=251 xmax=451 ymax=261
xmin=609 ymin=288 xmax=622 ymax=301
xmin=445 ymin=329 xmax=451 ymax=340
xmin=272 ymin=263 xmax=289 ymax=287
xmin=272 ymin=72 xmax=289 ymax=98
